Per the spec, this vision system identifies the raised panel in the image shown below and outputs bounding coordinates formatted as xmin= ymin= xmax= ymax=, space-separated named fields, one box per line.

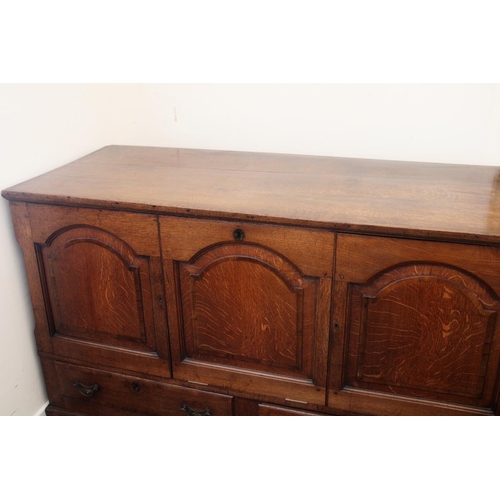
xmin=345 ymin=263 xmax=500 ymax=408
xmin=179 ymin=244 xmax=315 ymax=378
xmin=25 ymin=204 xmax=171 ymax=377
xmin=161 ymin=217 xmax=331 ymax=405
xmin=38 ymin=226 xmax=157 ymax=353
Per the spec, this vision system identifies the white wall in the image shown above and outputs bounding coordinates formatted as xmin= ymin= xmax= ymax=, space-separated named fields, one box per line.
xmin=1 ymin=83 xmax=499 ymax=415
xmin=130 ymin=84 xmax=500 ymax=165
xmin=0 ymin=84 xmax=117 ymax=416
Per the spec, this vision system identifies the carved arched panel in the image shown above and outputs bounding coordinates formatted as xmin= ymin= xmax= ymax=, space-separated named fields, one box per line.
xmin=37 ymin=226 xmax=157 ymax=352
xmin=346 ymin=264 xmax=500 ymax=404
xmin=179 ymin=243 xmax=317 ymax=378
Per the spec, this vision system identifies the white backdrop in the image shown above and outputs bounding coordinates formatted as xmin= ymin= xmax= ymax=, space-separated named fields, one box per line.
xmin=1 ymin=83 xmax=499 ymax=415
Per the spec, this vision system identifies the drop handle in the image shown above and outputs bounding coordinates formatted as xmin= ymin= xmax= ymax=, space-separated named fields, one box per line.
xmin=73 ymin=381 xmax=100 ymax=397
xmin=181 ymin=404 xmax=212 ymax=416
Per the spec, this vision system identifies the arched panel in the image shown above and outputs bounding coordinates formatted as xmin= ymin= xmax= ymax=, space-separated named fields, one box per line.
xmin=37 ymin=226 xmax=157 ymax=352
xmin=346 ymin=264 xmax=500 ymax=403
xmin=179 ymin=243 xmax=316 ymax=377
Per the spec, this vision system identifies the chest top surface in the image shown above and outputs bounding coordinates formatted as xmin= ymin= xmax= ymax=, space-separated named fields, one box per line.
xmin=3 ymin=145 xmax=500 ymax=243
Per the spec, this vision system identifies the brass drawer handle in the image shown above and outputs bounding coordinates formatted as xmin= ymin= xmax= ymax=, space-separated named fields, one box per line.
xmin=73 ymin=381 xmax=100 ymax=397
xmin=181 ymin=404 xmax=212 ymax=416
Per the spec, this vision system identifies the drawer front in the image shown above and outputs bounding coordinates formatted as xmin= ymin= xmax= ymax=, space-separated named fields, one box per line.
xmin=52 ymin=361 xmax=234 ymax=416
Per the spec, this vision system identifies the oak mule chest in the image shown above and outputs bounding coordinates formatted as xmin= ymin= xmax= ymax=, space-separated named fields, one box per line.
xmin=4 ymin=146 xmax=500 ymax=416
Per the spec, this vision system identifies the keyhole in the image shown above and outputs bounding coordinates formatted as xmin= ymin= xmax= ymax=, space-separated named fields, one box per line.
xmin=233 ymin=228 xmax=245 ymax=242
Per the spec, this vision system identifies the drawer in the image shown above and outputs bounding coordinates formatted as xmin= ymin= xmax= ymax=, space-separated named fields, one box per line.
xmin=51 ymin=361 xmax=234 ymax=416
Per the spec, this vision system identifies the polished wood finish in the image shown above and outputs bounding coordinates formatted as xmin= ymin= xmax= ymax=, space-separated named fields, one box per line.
xmin=160 ymin=216 xmax=334 ymax=277
xmin=330 ymin=234 xmax=500 ymax=415
xmin=161 ymin=216 xmax=332 ymax=404
xmin=47 ymin=359 xmax=233 ymax=416
xmin=39 ymin=225 xmax=156 ymax=351
xmin=27 ymin=203 xmax=161 ymax=257
xmin=20 ymin=204 xmax=171 ymax=378
xmin=9 ymin=202 xmax=53 ymax=353
xmin=2 ymin=145 xmax=500 ymax=244
xmin=3 ymin=146 xmax=500 ymax=416
xmin=336 ymin=234 xmax=500 ymax=294
xmin=347 ymin=264 xmax=500 ymax=402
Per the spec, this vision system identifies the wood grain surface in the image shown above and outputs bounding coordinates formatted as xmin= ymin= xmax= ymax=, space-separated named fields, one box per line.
xmin=39 ymin=226 xmax=155 ymax=351
xmin=332 ymin=234 xmax=500 ymax=414
xmin=25 ymin=203 xmax=172 ymax=378
xmin=51 ymin=360 xmax=234 ymax=416
xmin=6 ymin=146 xmax=500 ymax=416
xmin=179 ymin=244 xmax=314 ymax=376
xmin=3 ymin=145 xmax=500 ymax=243
xmin=347 ymin=265 xmax=500 ymax=403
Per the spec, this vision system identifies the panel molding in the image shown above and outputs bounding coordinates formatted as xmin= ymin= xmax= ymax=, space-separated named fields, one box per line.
xmin=36 ymin=226 xmax=157 ymax=353
xmin=346 ymin=262 xmax=500 ymax=406
xmin=178 ymin=242 xmax=313 ymax=377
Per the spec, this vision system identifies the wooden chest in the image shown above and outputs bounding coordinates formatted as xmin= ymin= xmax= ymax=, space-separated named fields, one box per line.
xmin=3 ymin=146 xmax=500 ymax=415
